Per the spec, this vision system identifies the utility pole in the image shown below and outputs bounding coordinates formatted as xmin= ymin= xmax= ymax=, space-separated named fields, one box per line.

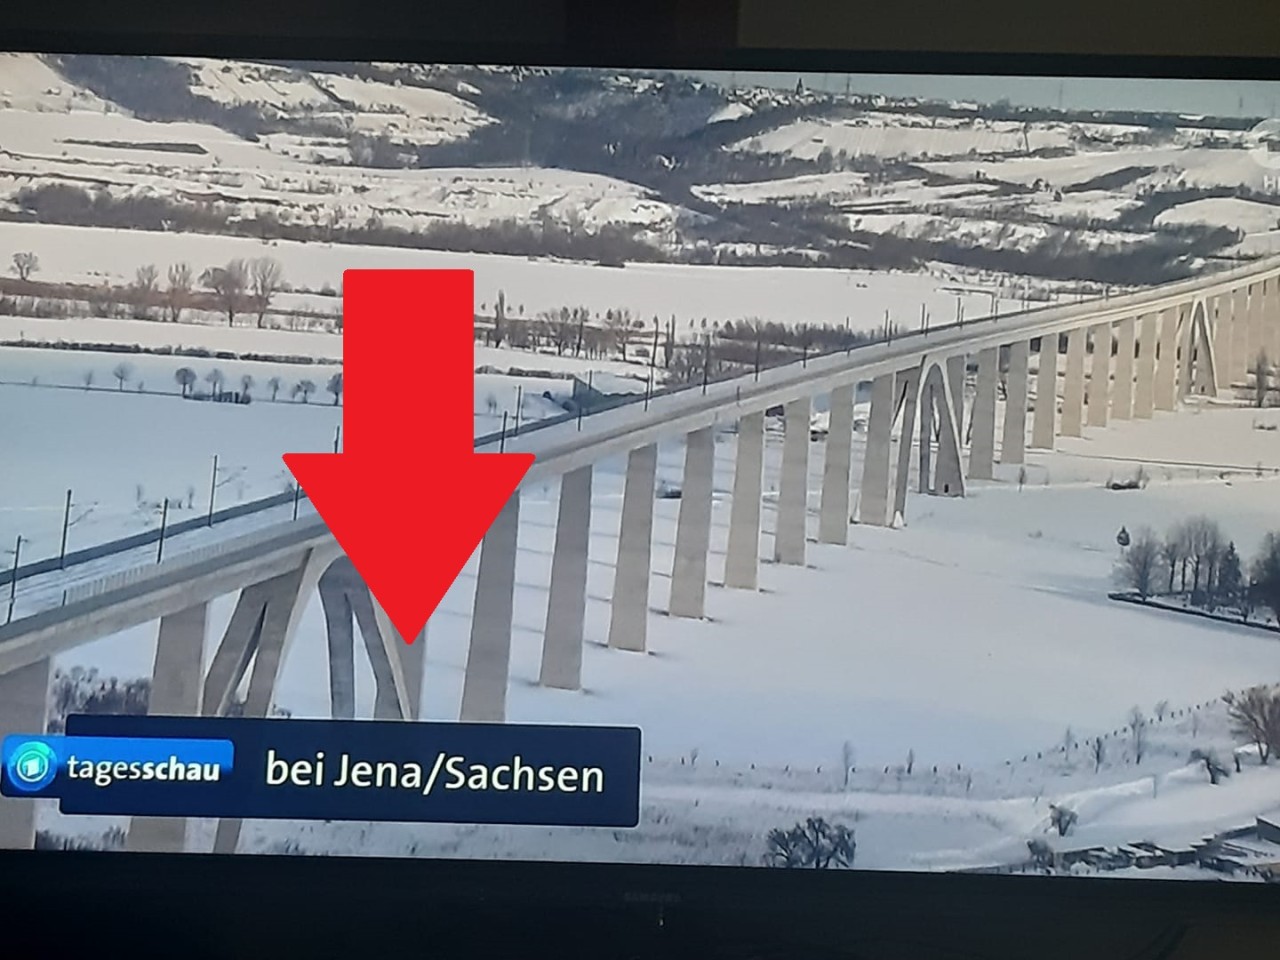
xmin=156 ymin=499 xmax=170 ymax=564
xmin=59 ymin=489 xmax=72 ymax=569
xmin=207 ymin=454 xmax=219 ymax=527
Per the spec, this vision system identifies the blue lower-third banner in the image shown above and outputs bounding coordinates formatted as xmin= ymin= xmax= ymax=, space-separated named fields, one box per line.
xmin=2 ymin=715 xmax=641 ymax=828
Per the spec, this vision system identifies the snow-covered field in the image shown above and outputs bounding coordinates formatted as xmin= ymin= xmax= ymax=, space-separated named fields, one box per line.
xmin=0 ymin=221 xmax=1022 ymax=332
xmin=0 ymin=346 xmax=577 ymax=563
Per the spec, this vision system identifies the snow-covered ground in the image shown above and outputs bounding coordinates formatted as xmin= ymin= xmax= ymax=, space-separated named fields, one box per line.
xmin=0 ymin=346 xmax=579 ymax=564
xmin=0 ymin=221 xmax=1021 ymax=332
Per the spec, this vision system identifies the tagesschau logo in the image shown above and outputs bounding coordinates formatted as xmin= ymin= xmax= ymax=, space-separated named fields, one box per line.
xmin=4 ymin=740 xmax=58 ymax=793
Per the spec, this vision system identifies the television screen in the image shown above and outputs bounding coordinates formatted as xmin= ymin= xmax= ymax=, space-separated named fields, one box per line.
xmin=1 ymin=52 xmax=1279 ymax=883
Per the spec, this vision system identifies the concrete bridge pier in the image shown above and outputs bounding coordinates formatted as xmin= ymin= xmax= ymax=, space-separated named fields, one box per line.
xmin=540 ymin=466 xmax=593 ymax=690
xmin=923 ymin=360 xmax=965 ymax=498
xmin=1112 ymin=317 xmax=1135 ymax=419
xmin=1000 ymin=339 xmax=1029 ymax=465
xmin=318 ymin=557 xmax=418 ymax=721
xmin=1177 ymin=302 xmax=1197 ymax=401
xmin=967 ymin=348 xmax=998 ymax=480
xmin=1061 ymin=327 xmax=1086 ymax=437
xmin=818 ymin=384 xmax=855 ymax=545
xmin=1247 ymin=282 xmax=1264 ymax=373
xmin=1212 ymin=294 xmax=1233 ymax=394
xmin=1264 ymin=281 xmax=1274 ymax=368
xmin=608 ymin=444 xmax=658 ymax=652
xmin=460 ymin=491 xmax=521 ymax=723
xmin=773 ymin=398 xmax=810 ymax=565
xmin=946 ymin=355 xmax=966 ymax=445
xmin=669 ymin=427 xmax=716 ymax=618
xmin=211 ymin=546 xmax=335 ymax=855
xmin=1031 ymin=335 xmax=1057 ymax=449
xmin=857 ymin=373 xmax=895 ymax=526
xmin=1231 ymin=288 xmax=1250 ymax=386
xmin=1086 ymin=323 xmax=1110 ymax=428
xmin=892 ymin=367 xmax=922 ymax=519
xmin=1134 ymin=313 xmax=1157 ymax=419
xmin=918 ymin=374 xmax=934 ymax=493
xmin=1155 ymin=306 xmax=1179 ymax=411
xmin=724 ymin=413 xmax=764 ymax=590
xmin=126 ymin=601 xmax=208 ymax=853
xmin=0 ymin=658 xmax=51 ymax=849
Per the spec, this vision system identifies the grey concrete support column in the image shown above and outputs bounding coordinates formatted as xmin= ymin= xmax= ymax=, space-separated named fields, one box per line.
xmin=724 ymin=413 xmax=764 ymax=590
xmin=773 ymin=398 xmax=810 ymax=565
xmin=669 ymin=427 xmax=716 ymax=618
xmin=1060 ymin=327 xmax=1086 ymax=437
xmin=318 ymin=557 xmax=415 ymax=721
xmin=1030 ymin=335 xmax=1057 ymax=449
xmin=608 ymin=444 xmax=658 ymax=652
xmin=1112 ymin=317 xmax=1135 ymax=419
xmin=0 ymin=658 xmax=51 ymax=849
xmin=460 ymin=491 xmax=521 ymax=723
xmin=930 ymin=362 xmax=966 ymax=498
xmin=946 ymin=355 xmax=966 ymax=445
xmin=1247 ymin=282 xmax=1264 ymax=371
xmin=1000 ymin=340 xmax=1029 ymax=465
xmin=1178 ymin=302 xmax=1196 ymax=401
xmin=1155 ymin=307 xmax=1178 ymax=411
xmin=1231 ymin=287 xmax=1250 ymax=385
xmin=892 ymin=367 xmax=922 ymax=519
xmin=540 ymin=466 xmax=593 ymax=690
xmin=818 ymin=384 xmax=855 ymax=545
xmin=857 ymin=374 xmax=895 ymax=526
xmin=967 ymin=348 xmax=998 ymax=480
xmin=127 ymin=602 xmax=208 ymax=853
xmin=918 ymin=376 xmax=934 ymax=493
xmin=1134 ymin=313 xmax=1157 ymax=419
xmin=1264 ymin=281 xmax=1274 ymax=368
xmin=212 ymin=548 xmax=332 ymax=855
xmin=1212 ymin=294 xmax=1233 ymax=394
xmin=1086 ymin=323 xmax=1110 ymax=428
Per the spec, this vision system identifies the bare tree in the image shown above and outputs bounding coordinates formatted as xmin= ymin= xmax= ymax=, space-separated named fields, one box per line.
xmin=266 ymin=376 xmax=283 ymax=402
xmin=764 ymin=817 xmax=856 ymax=869
xmin=11 ymin=251 xmax=39 ymax=281
xmin=166 ymin=262 xmax=194 ymax=323
xmin=1128 ymin=707 xmax=1148 ymax=765
xmin=111 ymin=362 xmax=133 ymax=391
xmin=205 ymin=368 xmax=226 ymax=395
xmin=174 ymin=366 xmax=196 ymax=397
xmin=1190 ymin=748 xmax=1231 ymax=785
xmin=1254 ymin=532 xmax=1280 ymax=624
xmin=1154 ymin=699 xmax=1170 ymax=722
xmin=1090 ymin=736 xmax=1105 ymax=772
xmin=326 ymin=372 xmax=343 ymax=406
xmin=131 ymin=263 xmax=159 ymax=318
xmin=201 ymin=259 xmax=248 ymax=326
xmin=604 ymin=309 xmax=632 ymax=360
xmin=1048 ymin=804 xmax=1078 ymax=837
xmin=293 ymin=379 xmax=316 ymax=404
xmin=240 ymin=374 xmax=254 ymax=397
xmin=248 ymin=257 xmax=284 ymax=329
xmin=1253 ymin=352 xmax=1271 ymax=409
xmin=1184 ymin=516 xmax=1225 ymax=596
xmin=82 ymin=369 xmax=94 ymax=390
xmin=1117 ymin=525 xmax=1161 ymax=598
xmin=1222 ymin=686 xmax=1280 ymax=765
xmin=1161 ymin=522 xmax=1187 ymax=594
xmin=841 ymin=741 xmax=855 ymax=788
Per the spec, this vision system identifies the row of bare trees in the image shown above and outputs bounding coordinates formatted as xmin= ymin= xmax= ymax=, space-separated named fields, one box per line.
xmin=171 ymin=366 xmax=342 ymax=404
xmin=1118 ymin=518 xmax=1280 ymax=624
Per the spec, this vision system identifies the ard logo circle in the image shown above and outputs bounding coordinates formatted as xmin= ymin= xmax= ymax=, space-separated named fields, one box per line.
xmin=1246 ymin=118 xmax=1280 ymax=172
xmin=5 ymin=741 xmax=58 ymax=792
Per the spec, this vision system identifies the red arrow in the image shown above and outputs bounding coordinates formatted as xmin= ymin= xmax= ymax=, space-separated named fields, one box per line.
xmin=284 ymin=270 xmax=533 ymax=645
